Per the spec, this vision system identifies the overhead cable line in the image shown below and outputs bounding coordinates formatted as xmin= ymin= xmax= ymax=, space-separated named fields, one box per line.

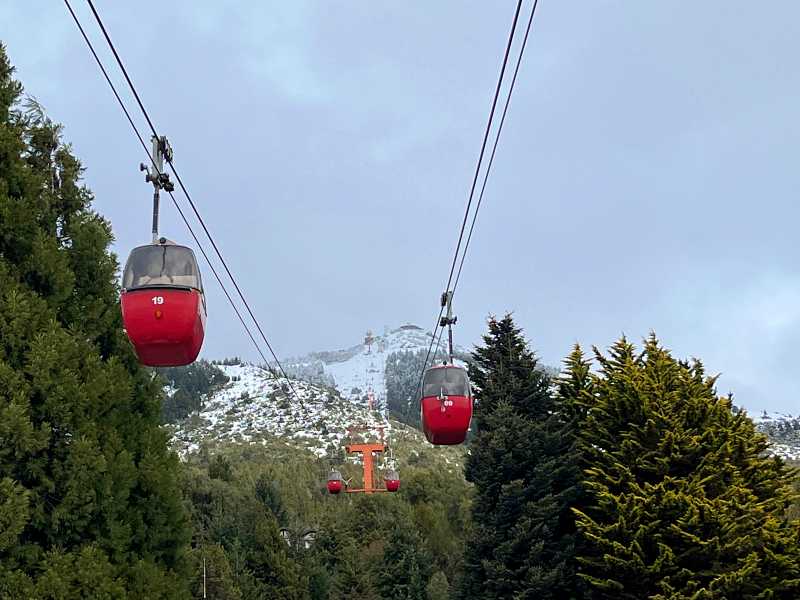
xmin=416 ymin=0 xmax=525 ymax=391
xmin=452 ymin=0 xmax=540 ymax=296
xmin=64 ymin=0 xmax=302 ymax=405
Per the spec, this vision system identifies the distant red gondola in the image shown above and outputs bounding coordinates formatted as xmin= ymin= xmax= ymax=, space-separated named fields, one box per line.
xmin=327 ymin=470 xmax=344 ymax=494
xmin=121 ymin=240 xmax=206 ymax=367
xmin=384 ymin=469 xmax=400 ymax=492
xmin=420 ymin=364 xmax=473 ymax=445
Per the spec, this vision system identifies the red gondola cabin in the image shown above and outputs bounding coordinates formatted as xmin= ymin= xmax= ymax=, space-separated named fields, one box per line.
xmin=420 ymin=365 xmax=473 ymax=445
xmin=384 ymin=469 xmax=400 ymax=492
xmin=327 ymin=470 xmax=344 ymax=494
xmin=121 ymin=241 xmax=206 ymax=367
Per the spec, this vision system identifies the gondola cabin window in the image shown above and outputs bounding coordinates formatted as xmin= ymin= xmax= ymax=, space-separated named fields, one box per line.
xmin=422 ymin=366 xmax=470 ymax=397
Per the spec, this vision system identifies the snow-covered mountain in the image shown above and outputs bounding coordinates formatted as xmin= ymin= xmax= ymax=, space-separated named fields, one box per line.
xmin=749 ymin=410 xmax=800 ymax=461
xmin=169 ymin=362 xmax=465 ymax=469
xmin=172 ymin=363 xmax=383 ymax=456
xmin=283 ymin=324 xmax=466 ymax=410
xmin=169 ymin=324 xmax=470 ymax=466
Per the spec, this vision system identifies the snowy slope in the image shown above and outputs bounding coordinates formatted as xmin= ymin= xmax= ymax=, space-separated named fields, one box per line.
xmin=747 ymin=410 xmax=800 ymax=461
xmin=284 ymin=324 xmax=466 ymax=411
xmin=169 ymin=362 xmax=455 ymax=468
xmin=749 ymin=410 xmax=798 ymax=425
xmin=171 ymin=363 xmax=385 ymax=456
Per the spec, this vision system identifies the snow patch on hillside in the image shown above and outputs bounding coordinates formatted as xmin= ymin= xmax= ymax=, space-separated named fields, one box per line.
xmin=170 ymin=363 xmax=392 ymax=458
xmin=746 ymin=410 xmax=800 ymax=461
xmin=285 ymin=325 xmax=465 ymax=410
xmin=749 ymin=410 xmax=796 ymax=425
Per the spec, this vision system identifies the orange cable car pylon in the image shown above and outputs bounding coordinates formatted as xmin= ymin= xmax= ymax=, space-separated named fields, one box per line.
xmin=327 ymin=425 xmax=400 ymax=495
xmin=344 ymin=441 xmax=386 ymax=494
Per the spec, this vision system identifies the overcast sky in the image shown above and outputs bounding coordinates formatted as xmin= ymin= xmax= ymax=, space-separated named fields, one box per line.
xmin=3 ymin=2 xmax=799 ymax=413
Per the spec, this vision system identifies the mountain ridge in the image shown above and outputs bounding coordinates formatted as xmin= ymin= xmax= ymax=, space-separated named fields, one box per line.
xmin=167 ymin=324 xmax=800 ymax=463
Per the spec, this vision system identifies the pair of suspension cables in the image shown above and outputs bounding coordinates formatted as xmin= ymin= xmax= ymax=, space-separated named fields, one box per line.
xmin=417 ymin=0 xmax=540 ymax=392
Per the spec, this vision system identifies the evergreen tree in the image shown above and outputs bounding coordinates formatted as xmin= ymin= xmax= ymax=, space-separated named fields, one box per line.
xmin=255 ymin=473 xmax=288 ymax=527
xmin=209 ymin=453 xmax=234 ymax=482
xmin=187 ymin=544 xmax=242 ymax=600
xmin=375 ymin=526 xmax=432 ymax=599
xmin=182 ymin=455 xmax=308 ymax=599
xmin=569 ymin=336 xmax=800 ymax=599
xmin=330 ymin=541 xmax=377 ymax=599
xmin=459 ymin=315 xmax=582 ymax=599
xmin=245 ymin=514 xmax=309 ymax=599
xmin=0 ymin=44 xmax=189 ymax=596
xmin=425 ymin=571 xmax=450 ymax=600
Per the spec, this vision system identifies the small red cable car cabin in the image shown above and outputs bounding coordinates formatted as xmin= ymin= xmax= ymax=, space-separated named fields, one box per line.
xmin=420 ymin=365 xmax=473 ymax=445
xmin=327 ymin=470 xmax=344 ymax=494
xmin=384 ymin=469 xmax=400 ymax=492
xmin=121 ymin=241 xmax=206 ymax=367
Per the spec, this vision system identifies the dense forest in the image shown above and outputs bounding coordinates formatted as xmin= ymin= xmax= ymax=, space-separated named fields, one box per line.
xmin=1 ymin=43 xmax=799 ymax=599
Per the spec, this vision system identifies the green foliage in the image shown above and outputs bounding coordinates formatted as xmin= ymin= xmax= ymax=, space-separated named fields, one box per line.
xmin=459 ymin=315 xmax=583 ymax=600
xmin=255 ymin=473 xmax=288 ymax=527
xmin=400 ymin=465 xmax=471 ymax=578
xmin=425 ymin=571 xmax=450 ymax=600
xmin=375 ymin=526 xmax=433 ymax=599
xmin=209 ymin=453 xmax=234 ymax=482
xmin=187 ymin=544 xmax=242 ymax=600
xmin=0 ymin=477 xmax=29 ymax=552
xmin=328 ymin=540 xmax=376 ymax=599
xmin=23 ymin=546 xmax=125 ymax=598
xmin=215 ymin=356 xmax=244 ymax=366
xmin=159 ymin=359 xmax=229 ymax=423
xmin=186 ymin=437 xmax=469 ymax=599
xmin=568 ymin=336 xmax=800 ymax=599
xmin=182 ymin=451 xmax=308 ymax=599
xmin=789 ymin=465 xmax=800 ymax=522
xmin=0 ymin=43 xmax=190 ymax=597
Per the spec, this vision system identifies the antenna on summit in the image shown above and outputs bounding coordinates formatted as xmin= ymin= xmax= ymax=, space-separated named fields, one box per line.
xmin=364 ymin=330 xmax=374 ymax=354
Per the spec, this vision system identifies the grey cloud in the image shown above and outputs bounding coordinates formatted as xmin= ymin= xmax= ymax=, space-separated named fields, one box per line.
xmin=3 ymin=1 xmax=800 ymax=412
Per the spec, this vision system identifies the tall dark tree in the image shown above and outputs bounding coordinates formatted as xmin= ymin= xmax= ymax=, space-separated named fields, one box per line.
xmin=570 ymin=336 xmax=800 ymax=599
xmin=375 ymin=526 xmax=432 ymax=600
xmin=182 ymin=455 xmax=309 ymax=600
xmin=187 ymin=544 xmax=242 ymax=600
xmin=459 ymin=315 xmax=583 ymax=599
xmin=0 ymin=44 xmax=189 ymax=597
